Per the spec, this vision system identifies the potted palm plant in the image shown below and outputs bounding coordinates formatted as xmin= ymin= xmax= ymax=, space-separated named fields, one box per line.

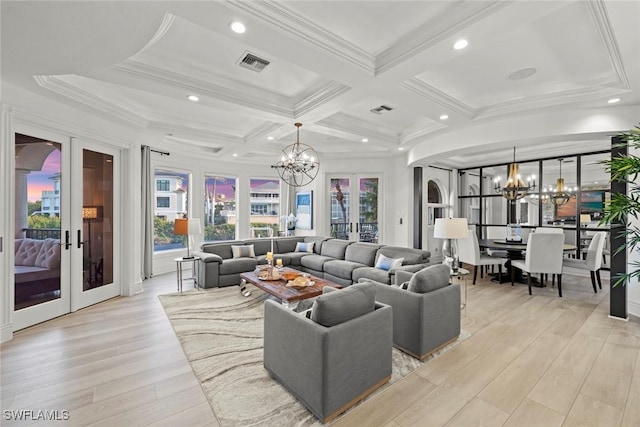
xmin=601 ymin=124 xmax=640 ymax=286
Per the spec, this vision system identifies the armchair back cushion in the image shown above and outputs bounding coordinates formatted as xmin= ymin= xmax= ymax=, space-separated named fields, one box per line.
xmin=408 ymin=264 xmax=451 ymax=293
xmin=311 ymin=282 xmax=375 ymax=327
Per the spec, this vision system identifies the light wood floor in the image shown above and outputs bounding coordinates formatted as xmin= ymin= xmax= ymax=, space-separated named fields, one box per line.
xmin=2 ymin=267 xmax=639 ymax=426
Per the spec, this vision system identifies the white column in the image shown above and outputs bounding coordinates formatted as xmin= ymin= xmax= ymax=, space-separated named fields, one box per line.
xmin=1 ymin=105 xmax=15 ymax=342
xmin=14 ymin=169 xmax=29 ymax=239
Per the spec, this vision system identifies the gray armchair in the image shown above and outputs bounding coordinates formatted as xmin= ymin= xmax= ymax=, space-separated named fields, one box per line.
xmin=369 ymin=265 xmax=460 ymax=360
xmin=263 ymin=283 xmax=393 ymax=423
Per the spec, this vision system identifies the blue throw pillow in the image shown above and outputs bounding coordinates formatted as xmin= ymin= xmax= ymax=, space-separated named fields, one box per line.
xmin=375 ymin=254 xmax=404 ymax=271
xmin=295 ymin=242 xmax=314 ymax=253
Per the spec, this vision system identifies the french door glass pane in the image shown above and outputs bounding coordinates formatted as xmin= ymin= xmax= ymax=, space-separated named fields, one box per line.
xmin=358 ymin=178 xmax=378 ymax=242
xmin=82 ymin=149 xmax=113 ymax=290
xmin=330 ymin=178 xmax=350 ymax=240
xmin=14 ymin=134 xmax=62 ymax=309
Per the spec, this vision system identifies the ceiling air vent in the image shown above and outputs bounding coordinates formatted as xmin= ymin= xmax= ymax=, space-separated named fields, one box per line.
xmin=238 ymin=52 xmax=270 ymax=73
xmin=370 ymin=105 xmax=394 ymax=114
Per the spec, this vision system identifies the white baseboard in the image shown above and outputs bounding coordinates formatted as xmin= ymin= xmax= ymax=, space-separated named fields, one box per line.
xmin=124 ymin=280 xmax=144 ymax=297
xmin=628 ymin=298 xmax=640 ymax=319
xmin=1 ymin=322 xmax=13 ymax=343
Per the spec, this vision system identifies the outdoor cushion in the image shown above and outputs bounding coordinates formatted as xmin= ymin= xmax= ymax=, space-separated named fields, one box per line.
xmin=311 ymin=282 xmax=376 ymax=327
xmin=407 ymin=264 xmax=451 ymax=294
xmin=231 ymin=244 xmax=255 ymax=258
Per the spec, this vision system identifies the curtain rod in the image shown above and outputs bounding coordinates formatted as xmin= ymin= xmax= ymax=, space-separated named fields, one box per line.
xmin=151 ymin=148 xmax=170 ymax=156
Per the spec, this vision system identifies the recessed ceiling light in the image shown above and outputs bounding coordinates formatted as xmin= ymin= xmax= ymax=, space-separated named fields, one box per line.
xmin=232 ymin=153 xmax=238 ymax=157
xmin=267 ymin=136 xmax=274 ymax=140
xmin=398 ymin=147 xmax=405 ymax=151
xmin=230 ymin=21 xmax=246 ymax=34
xmin=439 ymin=114 xmax=449 ymax=120
xmin=608 ymin=97 xmax=621 ymax=104
xmin=187 ymin=95 xmax=199 ymax=102
xmin=453 ymin=39 xmax=468 ymax=50
xmin=362 ymin=138 xmax=368 ymax=143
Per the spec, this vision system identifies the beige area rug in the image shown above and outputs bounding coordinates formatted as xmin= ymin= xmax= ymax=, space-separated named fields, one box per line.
xmin=159 ymin=286 xmax=470 ymax=426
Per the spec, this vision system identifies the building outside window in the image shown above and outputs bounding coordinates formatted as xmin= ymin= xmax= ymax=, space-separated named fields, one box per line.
xmin=204 ymin=175 xmax=236 ymax=242
xmin=249 ymin=178 xmax=280 ymax=237
xmin=154 ymin=169 xmax=189 ymax=251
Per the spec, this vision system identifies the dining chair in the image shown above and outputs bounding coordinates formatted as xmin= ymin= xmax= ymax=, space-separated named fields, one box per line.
xmin=511 ymin=233 xmax=565 ymax=297
xmin=458 ymin=229 xmax=506 ymax=284
xmin=534 ymin=227 xmax=564 ymax=234
xmin=563 ymin=231 xmax=607 ymax=293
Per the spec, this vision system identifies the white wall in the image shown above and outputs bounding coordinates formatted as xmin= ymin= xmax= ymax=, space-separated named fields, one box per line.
xmin=628 ymin=142 xmax=640 ymax=318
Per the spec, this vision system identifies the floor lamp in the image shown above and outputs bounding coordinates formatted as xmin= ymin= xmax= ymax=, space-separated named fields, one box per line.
xmin=82 ymin=206 xmax=103 ymax=284
xmin=433 ymin=218 xmax=469 ymax=273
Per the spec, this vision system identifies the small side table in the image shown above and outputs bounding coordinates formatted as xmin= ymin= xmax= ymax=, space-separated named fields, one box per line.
xmin=450 ymin=267 xmax=469 ymax=310
xmin=174 ymin=256 xmax=201 ymax=292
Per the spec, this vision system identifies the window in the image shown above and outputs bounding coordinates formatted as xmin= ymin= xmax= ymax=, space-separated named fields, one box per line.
xmin=204 ymin=175 xmax=237 ymax=242
xmin=156 ymin=179 xmax=170 ymax=191
xmin=250 ymin=178 xmax=280 ymax=236
xmin=427 ymin=180 xmax=445 ymax=225
xmin=154 ymin=169 xmax=189 ymax=252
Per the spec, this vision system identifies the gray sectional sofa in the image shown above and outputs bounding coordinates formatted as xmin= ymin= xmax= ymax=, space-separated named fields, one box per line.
xmin=196 ymin=236 xmax=430 ymax=288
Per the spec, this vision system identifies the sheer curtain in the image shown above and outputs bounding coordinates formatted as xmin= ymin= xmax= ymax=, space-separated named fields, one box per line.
xmin=141 ymin=145 xmax=153 ymax=279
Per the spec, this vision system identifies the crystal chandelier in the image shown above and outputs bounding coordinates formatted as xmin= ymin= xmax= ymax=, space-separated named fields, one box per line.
xmin=548 ymin=158 xmax=574 ymax=206
xmin=493 ymin=147 xmax=536 ymax=200
xmin=271 ymin=123 xmax=319 ymax=187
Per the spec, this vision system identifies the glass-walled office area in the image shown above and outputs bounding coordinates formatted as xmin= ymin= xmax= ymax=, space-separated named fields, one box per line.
xmin=458 ymin=150 xmax=611 ymax=262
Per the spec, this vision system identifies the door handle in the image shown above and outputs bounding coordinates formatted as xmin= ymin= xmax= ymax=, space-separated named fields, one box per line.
xmin=77 ymin=230 xmax=85 ymax=248
xmin=356 ymin=223 xmax=359 ymax=232
xmin=64 ymin=230 xmax=72 ymax=250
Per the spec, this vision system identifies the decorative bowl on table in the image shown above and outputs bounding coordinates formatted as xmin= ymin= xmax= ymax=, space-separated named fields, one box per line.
xmin=286 ymin=276 xmax=314 ymax=289
xmin=258 ymin=268 xmax=281 ymax=281
xmin=281 ymin=271 xmax=300 ymax=281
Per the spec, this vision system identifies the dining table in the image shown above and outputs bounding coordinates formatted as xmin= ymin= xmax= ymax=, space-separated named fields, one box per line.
xmin=478 ymin=239 xmax=577 ymax=285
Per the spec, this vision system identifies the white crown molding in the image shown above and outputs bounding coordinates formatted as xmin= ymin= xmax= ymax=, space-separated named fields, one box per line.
xmin=401 ymin=122 xmax=448 ymax=145
xmin=113 ymin=60 xmax=294 ymax=118
xmin=138 ymin=13 xmax=176 ymax=54
xmin=316 ymin=113 xmax=399 ymax=145
xmin=400 ymin=78 xmax=475 ymax=119
xmin=587 ymin=0 xmax=631 ymax=90
xmin=376 ymin=1 xmax=508 ymax=75
xmin=226 ymin=0 xmax=375 ymax=74
xmin=34 ymin=76 xmax=150 ymax=128
xmin=294 ymin=81 xmax=351 ymax=117
xmin=148 ymin=121 xmax=242 ymax=145
xmin=11 ymin=106 xmax=136 ymax=150
xmin=244 ymin=121 xmax=283 ymax=143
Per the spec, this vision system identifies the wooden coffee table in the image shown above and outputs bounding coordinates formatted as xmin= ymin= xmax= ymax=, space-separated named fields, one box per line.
xmin=240 ymin=267 xmax=342 ymax=308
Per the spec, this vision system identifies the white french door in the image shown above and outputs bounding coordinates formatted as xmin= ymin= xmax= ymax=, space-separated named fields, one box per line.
xmin=328 ymin=174 xmax=382 ymax=242
xmin=13 ymin=127 xmax=119 ymax=330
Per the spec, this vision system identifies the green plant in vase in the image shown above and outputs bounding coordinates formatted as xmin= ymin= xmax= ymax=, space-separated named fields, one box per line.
xmin=601 ymin=124 xmax=640 ymax=286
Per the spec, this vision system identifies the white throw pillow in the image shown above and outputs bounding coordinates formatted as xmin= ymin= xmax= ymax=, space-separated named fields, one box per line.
xmin=295 ymin=241 xmax=315 ymax=253
xmin=375 ymin=254 xmax=404 ymax=271
xmin=231 ymin=244 xmax=255 ymax=258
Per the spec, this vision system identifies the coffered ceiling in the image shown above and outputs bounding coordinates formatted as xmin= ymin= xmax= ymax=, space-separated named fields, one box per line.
xmin=2 ymin=1 xmax=639 ymax=169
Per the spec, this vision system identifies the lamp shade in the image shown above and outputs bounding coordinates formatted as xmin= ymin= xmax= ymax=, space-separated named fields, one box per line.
xmin=433 ymin=218 xmax=469 ymax=239
xmin=580 ymin=214 xmax=591 ymax=224
xmin=173 ymin=218 xmax=188 ymax=235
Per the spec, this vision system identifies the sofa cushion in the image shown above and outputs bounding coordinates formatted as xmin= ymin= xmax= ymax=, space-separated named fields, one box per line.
xmin=231 ymin=244 xmax=255 ymax=258
xmin=304 ymin=236 xmax=328 ymax=254
xmin=375 ymin=254 xmax=404 ymax=271
xmin=353 ymin=267 xmax=393 ymax=284
xmin=377 ymin=246 xmax=429 ymax=265
xmin=301 ymin=254 xmax=334 ymax=272
xmin=323 ymin=259 xmax=367 ymax=280
xmin=311 ymin=282 xmax=375 ymax=327
xmin=320 ymin=239 xmax=351 ymax=259
xmin=284 ymin=252 xmax=309 ymax=267
xmin=407 ymin=264 xmax=451 ymax=294
xmin=219 ymin=258 xmax=259 ymax=275
xmin=295 ymin=241 xmax=314 ymax=253
xmin=344 ymin=242 xmax=381 ymax=265
xmin=201 ymin=242 xmax=237 ymax=259
xmin=275 ymin=237 xmax=302 ymax=254
xmin=241 ymin=239 xmax=272 ymax=256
